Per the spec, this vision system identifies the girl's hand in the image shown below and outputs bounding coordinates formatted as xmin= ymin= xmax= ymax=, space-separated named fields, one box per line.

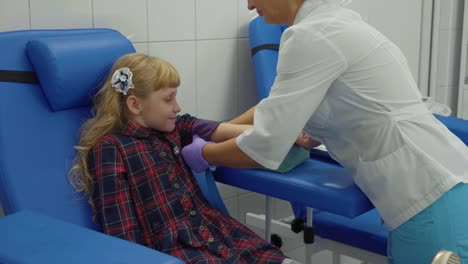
xmin=182 ymin=135 xmax=213 ymax=173
xmin=295 ymin=131 xmax=322 ymax=150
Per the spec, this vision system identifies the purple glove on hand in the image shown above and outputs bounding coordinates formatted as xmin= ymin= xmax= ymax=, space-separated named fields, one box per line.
xmin=182 ymin=135 xmax=214 ymax=173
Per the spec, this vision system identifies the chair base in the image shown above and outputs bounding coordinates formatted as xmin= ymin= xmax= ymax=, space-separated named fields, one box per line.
xmin=431 ymin=250 xmax=461 ymax=264
xmin=246 ymin=212 xmax=387 ymax=264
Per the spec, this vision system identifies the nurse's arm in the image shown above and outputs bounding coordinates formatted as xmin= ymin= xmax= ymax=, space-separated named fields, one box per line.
xmin=203 ymin=138 xmax=261 ymax=169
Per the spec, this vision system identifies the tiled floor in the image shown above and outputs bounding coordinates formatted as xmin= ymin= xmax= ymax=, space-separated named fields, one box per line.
xmin=248 ymin=223 xmax=382 ymax=264
xmin=285 ymin=247 xmax=375 ymax=264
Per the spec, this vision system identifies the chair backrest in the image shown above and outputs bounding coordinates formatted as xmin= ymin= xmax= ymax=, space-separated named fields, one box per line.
xmin=249 ymin=16 xmax=288 ymax=101
xmin=248 ymin=16 xmax=468 ymax=145
xmin=0 ymin=29 xmax=135 ymax=230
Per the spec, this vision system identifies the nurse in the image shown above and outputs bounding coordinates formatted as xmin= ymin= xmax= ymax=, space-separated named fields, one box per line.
xmin=183 ymin=0 xmax=468 ymax=263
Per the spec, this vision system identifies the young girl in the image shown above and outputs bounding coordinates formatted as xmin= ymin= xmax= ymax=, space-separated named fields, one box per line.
xmin=69 ymin=53 xmax=301 ymax=264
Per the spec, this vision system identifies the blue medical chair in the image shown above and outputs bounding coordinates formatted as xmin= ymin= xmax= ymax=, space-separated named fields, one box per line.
xmin=249 ymin=15 xmax=468 ymax=261
xmin=0 ymin=28 xmax=223 ymax=263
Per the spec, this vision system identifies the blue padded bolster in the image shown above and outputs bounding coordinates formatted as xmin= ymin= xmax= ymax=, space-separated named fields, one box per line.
xmin=0 ymin=211 xmax=184 ymax=264
xmin=0 ymin=29 xmax=117 ymax=73
xmin=214 ymin=159 xmax=373 ymax=218
xmin=314 ymin=209 xmax=388 ymax=256
xmin=26 ymin=31 xmax=135 ymax=111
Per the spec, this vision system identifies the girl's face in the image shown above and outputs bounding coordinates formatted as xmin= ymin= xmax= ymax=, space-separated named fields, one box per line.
xmin=138 ymin=87 xmax=181 ymax=132
xmin=247 ymin=0 xmax=303 ymax=25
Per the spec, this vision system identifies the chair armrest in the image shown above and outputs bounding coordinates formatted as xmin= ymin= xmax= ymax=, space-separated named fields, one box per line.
xmin=435 ymin=114 xmax=468 ymax=145
xmin=0 ymin=210 xmax=184 ymax=264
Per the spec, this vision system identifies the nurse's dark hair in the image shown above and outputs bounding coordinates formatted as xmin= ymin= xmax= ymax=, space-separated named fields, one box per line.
xmin=68 ymin=53 xmax=180 ymax=216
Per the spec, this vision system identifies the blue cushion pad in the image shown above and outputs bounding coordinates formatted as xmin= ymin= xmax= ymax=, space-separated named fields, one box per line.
xmin=26 ymin=30 xmax=135 ymax=111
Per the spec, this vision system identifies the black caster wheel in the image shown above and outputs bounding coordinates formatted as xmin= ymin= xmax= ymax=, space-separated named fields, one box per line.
xmin=290 ymin=218 xmax=304 ymax=233
xmin=270 ymin=233 xmax=283 ymax=248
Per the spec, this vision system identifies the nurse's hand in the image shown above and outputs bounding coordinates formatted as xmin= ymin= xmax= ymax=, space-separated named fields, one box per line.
xmin=295 ymin=131 xmax=322 ymax=150
xmin=182 ymin=135 xmax=214 ymax=173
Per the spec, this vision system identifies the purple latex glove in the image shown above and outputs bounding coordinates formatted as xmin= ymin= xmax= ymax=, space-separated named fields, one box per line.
xmin=182 ymin=135 xmax=214 ymax=173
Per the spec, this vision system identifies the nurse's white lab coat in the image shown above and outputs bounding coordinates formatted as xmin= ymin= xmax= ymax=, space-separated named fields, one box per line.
xmin=237 ymin=0 xmax=468 ymax=230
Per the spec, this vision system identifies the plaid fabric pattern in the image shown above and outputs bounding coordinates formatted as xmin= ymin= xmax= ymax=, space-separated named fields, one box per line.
xmin=89 ymin=114 xmax=286 ymax=263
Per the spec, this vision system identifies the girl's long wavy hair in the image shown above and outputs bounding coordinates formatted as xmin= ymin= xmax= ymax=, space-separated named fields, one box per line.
xmin=69 ymin=53 xmax=180 ymax=214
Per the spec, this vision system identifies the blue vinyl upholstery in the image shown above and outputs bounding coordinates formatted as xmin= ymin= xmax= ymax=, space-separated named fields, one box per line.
xmin=27 ymin=32 xmax=134 ymax=111
xmin=0 ymin=29 xmax=129 ymax=230
xmin=0 ymin=211 xmax=183 ymax=264
xmin=215 ymin=159 xmax=373 ymax=218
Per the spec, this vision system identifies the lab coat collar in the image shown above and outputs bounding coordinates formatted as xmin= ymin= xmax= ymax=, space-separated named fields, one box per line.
xmin=293 ymin=0 xmax=327 ymax=25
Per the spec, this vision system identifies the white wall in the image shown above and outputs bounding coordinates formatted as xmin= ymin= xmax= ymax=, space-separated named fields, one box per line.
xmin=357 ymin=0 xmax=424 ymax=83
xmin=432 ymin=0 xmax=465 ymax=115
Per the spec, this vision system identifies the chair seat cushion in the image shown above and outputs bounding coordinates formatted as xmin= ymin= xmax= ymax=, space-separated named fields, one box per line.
xmin=0 ymin=211 xmax=184 ymax=264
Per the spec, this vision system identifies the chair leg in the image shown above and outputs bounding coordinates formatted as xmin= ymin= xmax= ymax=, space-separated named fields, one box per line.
xmin=332 ymin=252 xmax=340 ymax=264
xmin=265 ymin=196 xmax=273 ymax=242
xmin=305 ymin=207 xmax=314 ymax=264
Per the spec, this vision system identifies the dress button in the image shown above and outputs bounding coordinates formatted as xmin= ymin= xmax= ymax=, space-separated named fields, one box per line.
xmin=182 ymin=196 xmax=188 ymax=202
xmin=208 ymin=237 xmax=214 ymax=243
xmin=218 ymin=245 xmax=224 ymax=250
xmin=173 ymin=183 xmax=180 ymax=189
xmin=161 ymin=152 xmax=167 ymax=157
xmin=190 ymin=210 xmax=196 ymax=216
xmin=199 ymin=225 xmax=205 ymax=231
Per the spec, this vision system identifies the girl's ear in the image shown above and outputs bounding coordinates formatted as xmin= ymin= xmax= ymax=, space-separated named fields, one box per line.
xmin=126 ymin=95 xmax=142 ymax=115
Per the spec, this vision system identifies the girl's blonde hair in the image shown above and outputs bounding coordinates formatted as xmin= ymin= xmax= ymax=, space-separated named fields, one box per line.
xmin=69 ymin=53 xmax=180 ymax=214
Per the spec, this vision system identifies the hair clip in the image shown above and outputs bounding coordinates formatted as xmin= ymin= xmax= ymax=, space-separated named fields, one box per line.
xmin=112 ymin=67 xmax=135 ymax=95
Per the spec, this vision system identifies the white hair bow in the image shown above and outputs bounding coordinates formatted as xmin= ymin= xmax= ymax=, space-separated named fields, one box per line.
xmin=111 ymin=67 xmax=135 ymax=95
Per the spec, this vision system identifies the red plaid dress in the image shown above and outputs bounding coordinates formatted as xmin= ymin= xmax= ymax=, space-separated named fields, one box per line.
xmin=89 ymin=114 xmax=287 ymax=263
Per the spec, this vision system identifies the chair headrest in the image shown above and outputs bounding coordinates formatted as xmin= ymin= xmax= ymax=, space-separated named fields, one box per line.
xmin=26 ymin=31 xmax=135 ymax=111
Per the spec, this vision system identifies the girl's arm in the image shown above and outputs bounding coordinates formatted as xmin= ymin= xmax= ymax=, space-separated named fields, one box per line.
xmin=228 ymin=106 xmax=255 ymax=125
xmin=227 ymin=106 xmax=321 ymax=149
xmin=209 ymin=123 xmax=252 ymax=143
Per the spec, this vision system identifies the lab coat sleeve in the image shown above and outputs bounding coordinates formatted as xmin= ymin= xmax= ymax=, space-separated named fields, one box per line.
xmin=236 ymin=26 xmax=347 ymax=169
